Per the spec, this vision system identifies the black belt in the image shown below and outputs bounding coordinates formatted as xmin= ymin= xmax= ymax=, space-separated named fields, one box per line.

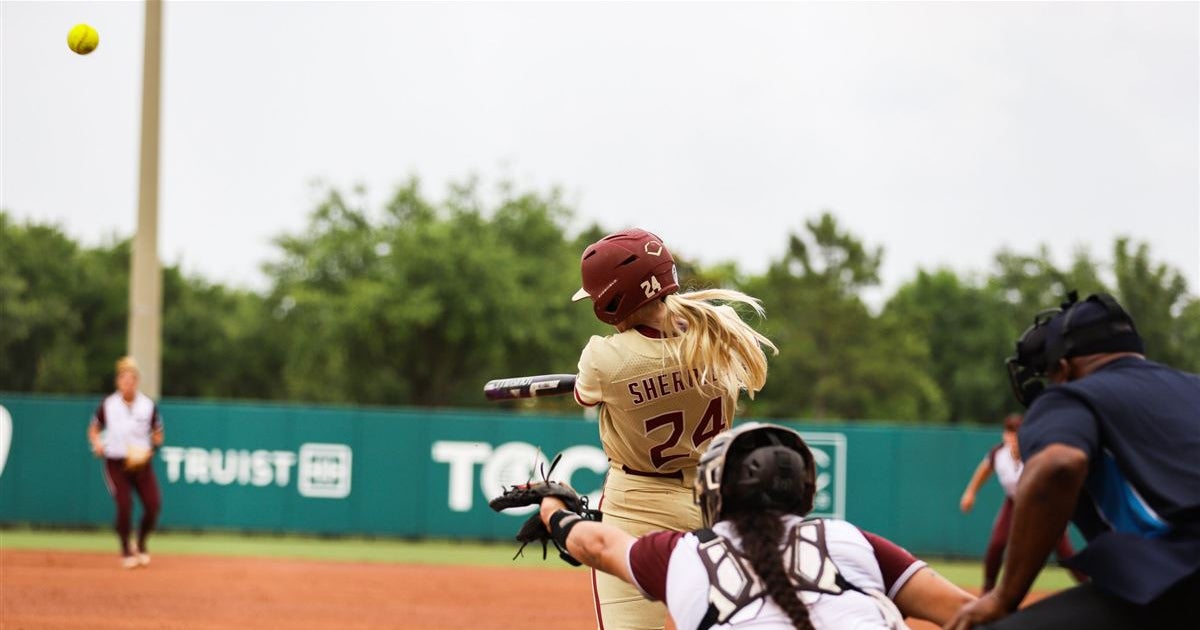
xmin=621 ymin=464 xmax=683 ymax=480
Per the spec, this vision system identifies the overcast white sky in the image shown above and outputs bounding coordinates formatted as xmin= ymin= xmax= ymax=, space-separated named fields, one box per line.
xmin=3 ymin=2 xmax=1198 ymax=301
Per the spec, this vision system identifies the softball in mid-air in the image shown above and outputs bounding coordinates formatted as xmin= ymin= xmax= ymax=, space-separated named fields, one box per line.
xmin=67 ymin=23 xmax=99 ymax=55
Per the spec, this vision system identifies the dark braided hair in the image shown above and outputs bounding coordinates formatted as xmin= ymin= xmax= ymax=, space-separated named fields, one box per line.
xmin=728 ymin=509 xmax=814 ymax=630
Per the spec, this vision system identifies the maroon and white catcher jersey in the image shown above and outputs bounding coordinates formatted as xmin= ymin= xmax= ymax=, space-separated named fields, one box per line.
xmin=627 ymin=516 xmax=924 ymax=629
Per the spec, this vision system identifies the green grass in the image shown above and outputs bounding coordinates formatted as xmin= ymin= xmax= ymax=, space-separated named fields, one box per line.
xmin=0 ymin=527 xmax=566 ymax=569
xmin=1 ymin=527 xmax=1077 ymax=591
xmin=925 ymin=558 xmax=1077 ymax=592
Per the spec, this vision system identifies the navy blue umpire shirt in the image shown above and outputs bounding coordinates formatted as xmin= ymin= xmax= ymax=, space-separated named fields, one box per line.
xmin=1019 ymin=356 xmax=1200 ymax=604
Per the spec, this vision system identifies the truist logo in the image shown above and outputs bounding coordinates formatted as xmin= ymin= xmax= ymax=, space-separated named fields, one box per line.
xmin=159 ymin=442 xmax=352 ymax=499
xmin=0 ymin=405 xmax=11 ymax=479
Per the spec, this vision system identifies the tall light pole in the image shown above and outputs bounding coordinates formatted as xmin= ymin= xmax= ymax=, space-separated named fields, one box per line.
xmin=128 ymin=0 xmax=163 ymax=398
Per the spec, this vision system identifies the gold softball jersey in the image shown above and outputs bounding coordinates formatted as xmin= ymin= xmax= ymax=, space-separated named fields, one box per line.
xmin=575 ymin=326 xmax=738 ymax=630
xmin=575 ymin=328 xmax=736 ymax=483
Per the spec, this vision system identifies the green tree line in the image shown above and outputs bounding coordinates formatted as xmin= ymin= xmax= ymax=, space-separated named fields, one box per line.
xmin=3 ymin=179 xmax=1198 ymax=424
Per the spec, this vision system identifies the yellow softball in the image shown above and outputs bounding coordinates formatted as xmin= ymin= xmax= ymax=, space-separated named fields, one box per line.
xmin=67 ymin=23 xmax=99 ymax=55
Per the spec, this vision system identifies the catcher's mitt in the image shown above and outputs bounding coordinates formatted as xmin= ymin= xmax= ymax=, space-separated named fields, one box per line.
xmin=488 ymin=453 xmax=600 ymax=565
xmin=124 ymin=445 xmax=153 ymax=472
xmin=488 ymin=479 xmax=586 ymax=514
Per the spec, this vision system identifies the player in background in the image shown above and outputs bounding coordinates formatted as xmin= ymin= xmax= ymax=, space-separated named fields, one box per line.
xmin=87 ymin=356 xmax=164 ymax=569
xmin=533 ymin=422 xmax=975 ymax=629
xmin=570 ymin=228 xmax=778 ymax=630
xmin=958 ymin=414 xmax=1084 ymax=592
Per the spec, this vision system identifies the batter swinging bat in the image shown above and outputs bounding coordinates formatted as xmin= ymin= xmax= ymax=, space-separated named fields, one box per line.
xmin=483 ymin=374 xmax=576 ymax=401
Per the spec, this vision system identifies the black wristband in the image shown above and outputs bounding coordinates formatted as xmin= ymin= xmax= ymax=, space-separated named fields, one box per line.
xmin=549 ymin=509 xmax=584 ymax=552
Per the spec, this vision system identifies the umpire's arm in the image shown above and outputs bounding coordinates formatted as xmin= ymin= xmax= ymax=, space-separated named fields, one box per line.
xmin=995 ymin=444 xmax=1088 ymax=606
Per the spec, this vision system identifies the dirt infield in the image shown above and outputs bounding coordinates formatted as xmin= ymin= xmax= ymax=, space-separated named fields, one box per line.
xmin=1 ymin=549 xmax=598 ymax=630
xmin=2 ymin=549 xmax=1011 ymax=629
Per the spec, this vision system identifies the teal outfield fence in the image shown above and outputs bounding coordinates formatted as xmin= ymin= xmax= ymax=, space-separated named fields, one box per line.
xmin=0 ymin=394 xmax=1023 ymax=557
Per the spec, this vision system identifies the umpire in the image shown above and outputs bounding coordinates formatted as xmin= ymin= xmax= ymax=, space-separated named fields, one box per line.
xmin=947 ymin=292 xmax=1200 ymax=629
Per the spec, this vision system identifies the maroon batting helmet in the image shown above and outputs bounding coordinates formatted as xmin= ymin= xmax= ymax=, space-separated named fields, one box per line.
xmin=571 ymin=228 xmax=679 ymax=325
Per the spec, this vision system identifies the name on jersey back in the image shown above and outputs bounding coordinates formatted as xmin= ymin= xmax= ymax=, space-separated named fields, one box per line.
xmin=626 ymin=368 xmax=704 ymax=405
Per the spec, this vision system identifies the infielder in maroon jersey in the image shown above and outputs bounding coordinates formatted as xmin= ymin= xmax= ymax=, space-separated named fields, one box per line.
xmin=570 ymin=228 xmax=778 ymax=629
xmin=959 ymin=414 xmax=1084 ymax=592
xmin=87 ymin=356 xmax=164 ymax=569
xmin=534 ymin=422 xmax=975 ymax=630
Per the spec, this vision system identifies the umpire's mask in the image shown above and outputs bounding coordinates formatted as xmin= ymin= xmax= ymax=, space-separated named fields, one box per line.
xmin=1006 ymin=291 xmax=1144 ymax=408
xmin=1006 ymin=306 xmax=1062 ymax=407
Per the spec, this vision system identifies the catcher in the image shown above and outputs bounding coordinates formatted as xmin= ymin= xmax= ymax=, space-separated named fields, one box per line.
xmin=87 ymin=356 xmax=164 ymax=569
xmin=491 ymin=423 xmax=975 ymax=629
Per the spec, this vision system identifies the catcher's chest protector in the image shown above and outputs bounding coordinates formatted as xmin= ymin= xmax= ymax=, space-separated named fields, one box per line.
xmin=693 ymin=520 xmax=905 ymax=630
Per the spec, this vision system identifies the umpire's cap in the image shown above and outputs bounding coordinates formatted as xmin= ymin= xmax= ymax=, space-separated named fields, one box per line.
xmin=694 ymin=422 xmax=816 ymax=527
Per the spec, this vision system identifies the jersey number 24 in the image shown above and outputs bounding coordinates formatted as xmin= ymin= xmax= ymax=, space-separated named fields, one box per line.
xmin=644 ymin=397 xmax=725 ymax=468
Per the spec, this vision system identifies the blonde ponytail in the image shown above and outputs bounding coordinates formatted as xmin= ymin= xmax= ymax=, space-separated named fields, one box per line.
xmin=662 ymin=289 xmax=778 ymax=399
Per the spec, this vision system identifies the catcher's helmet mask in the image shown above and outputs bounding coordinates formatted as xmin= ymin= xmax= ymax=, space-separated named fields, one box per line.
xmin=1006 ymin=291 xmax=1143 ymax=407
xmin=694 ymin=422 xmax=816 ymax=527
xmin=571 ymin=228 xmax=680 ymax=325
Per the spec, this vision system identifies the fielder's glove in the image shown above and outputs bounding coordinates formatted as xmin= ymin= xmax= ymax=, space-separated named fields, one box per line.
xmin=124 ymin=445 xmax=153 ymax=472
xmin=488 ymin=453 xmax=600 ymax=566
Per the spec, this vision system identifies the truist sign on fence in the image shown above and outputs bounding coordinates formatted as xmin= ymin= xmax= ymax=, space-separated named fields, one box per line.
xmin=157 ymin=443 xmax=352 ymax=499
xmin=297 ymin=443 xmax=353 ymax=498
xmin=0 ymin=394 xmax=1009 ymax=556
